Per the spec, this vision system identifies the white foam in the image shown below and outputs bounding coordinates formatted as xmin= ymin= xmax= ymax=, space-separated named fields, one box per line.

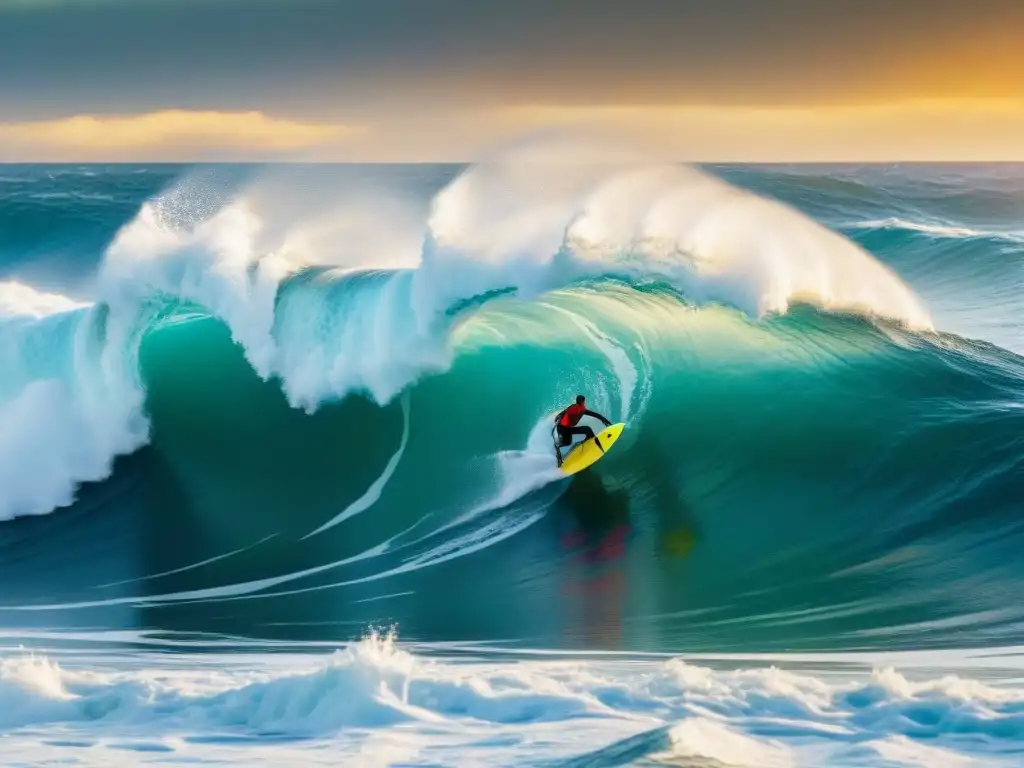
xmin=0 ymin=282 xmax=148 ymax=520
xmin=274 ymin=143 xmax=934 ymax=407
xmin=304 ymin=393 xmax=411 ymax=538
xmin=422 ymin=384 xmax=636 ymax=546
xmin=0 ymin=380 xmax=123 ymax=518
xmin=867 ymin=735 xmax=976 ymax=767
xmin=2 ymin=636 xmax=1023 ymax=766
xmin=661 ymin=718 xmax=793 ymax=767
xmin=851 ymin=216 xmax=1024 ymax=242
xmin=427 ymin=415 xmax=567 ymax=539
xmin=419 ymin=148 xmax=933 ymax=332
xmin=100 ymin=198 xmax=296 ymax=379
xmin=0 ymin=280 xmax=88 ymax=319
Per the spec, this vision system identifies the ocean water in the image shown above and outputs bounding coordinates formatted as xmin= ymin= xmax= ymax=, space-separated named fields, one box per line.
xmin=1 ymin=151 xmax=1023 ymax=766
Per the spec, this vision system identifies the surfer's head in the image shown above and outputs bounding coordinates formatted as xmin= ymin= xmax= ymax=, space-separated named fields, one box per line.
xmin=575 ymin=395 xmax=585 ymax=405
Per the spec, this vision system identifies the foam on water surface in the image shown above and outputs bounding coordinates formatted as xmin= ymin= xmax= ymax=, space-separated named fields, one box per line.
xmin=2 ymin=634 xmax=1023 ymax=766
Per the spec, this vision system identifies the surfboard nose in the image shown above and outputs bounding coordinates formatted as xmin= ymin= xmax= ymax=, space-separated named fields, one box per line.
xmin=558 ymin=422 xmax=626 ymax=475
xmin=602 ymin=423 xmax=625 ymax=442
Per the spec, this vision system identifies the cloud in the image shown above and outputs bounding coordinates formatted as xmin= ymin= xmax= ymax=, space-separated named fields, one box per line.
xmin=2 ymin=102 xmax=1023 ymax=162
xmin=0 ymin=110 xmax=363 ymax=160
xmin=486 ymin=100 xmax=1024 ymax=162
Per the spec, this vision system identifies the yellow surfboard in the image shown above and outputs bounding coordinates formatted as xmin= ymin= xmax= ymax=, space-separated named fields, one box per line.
xmin=559 ymin=423 xmax=625 ymax=476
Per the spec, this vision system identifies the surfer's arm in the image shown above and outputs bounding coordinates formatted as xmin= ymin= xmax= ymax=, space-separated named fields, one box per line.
xmin=584 ymin=409 xmax=612 ymax=426
xmin=554 ymin=409 xmax=566 ymax=424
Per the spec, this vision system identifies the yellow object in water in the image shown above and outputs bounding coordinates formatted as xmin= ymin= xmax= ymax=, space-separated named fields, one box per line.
xmin=559 ymin=423 xmax=625 ymax=476
xmin=662 ymin=527 xmax=696 ymax=557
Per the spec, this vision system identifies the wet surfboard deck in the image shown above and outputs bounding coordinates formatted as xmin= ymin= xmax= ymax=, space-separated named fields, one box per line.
xmin=559 ymin=423 xmax=625 ymax=476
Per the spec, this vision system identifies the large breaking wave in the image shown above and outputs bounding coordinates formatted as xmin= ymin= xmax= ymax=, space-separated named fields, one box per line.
xmin=0 ymin=147 xmax=937 ymax=522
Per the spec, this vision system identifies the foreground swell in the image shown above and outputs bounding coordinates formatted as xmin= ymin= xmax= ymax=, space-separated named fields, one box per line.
xmin=2 ymin=633 xmax=1023 ymax=767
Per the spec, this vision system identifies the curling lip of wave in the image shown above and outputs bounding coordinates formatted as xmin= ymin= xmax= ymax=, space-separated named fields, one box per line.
xmin=424 ymin=159 xmax=934 ymax=332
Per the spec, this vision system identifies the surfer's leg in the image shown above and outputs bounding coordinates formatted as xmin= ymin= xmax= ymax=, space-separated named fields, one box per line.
xmin=554 ymin=427 xmax=570 ymax=466
xmin=568 ymin=425 xmax=603 ymax=451
xmin=580 ymin=426 xmax=605 ymax=452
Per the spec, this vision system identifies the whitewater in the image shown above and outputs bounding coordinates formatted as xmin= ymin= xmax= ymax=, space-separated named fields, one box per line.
xmin=1 ymin=151 xmax=1023 ymax=766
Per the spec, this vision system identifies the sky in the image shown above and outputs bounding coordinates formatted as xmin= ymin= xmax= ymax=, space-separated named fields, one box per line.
xmin=1 ymin=0 xmax=1023 ymax=161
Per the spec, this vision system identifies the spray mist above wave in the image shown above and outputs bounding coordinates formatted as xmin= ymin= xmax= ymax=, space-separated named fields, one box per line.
xmin=0 ymin=140 xmax=935 ymax=521
xmin=421 ymin=145 xmax=932 ymax=332
xmin=100 ymin=141 xmax=937 ymax=409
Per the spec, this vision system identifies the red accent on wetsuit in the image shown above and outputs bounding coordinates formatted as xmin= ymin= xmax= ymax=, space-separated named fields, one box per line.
xmin=560 ymin=403 xmax=586 ymax=427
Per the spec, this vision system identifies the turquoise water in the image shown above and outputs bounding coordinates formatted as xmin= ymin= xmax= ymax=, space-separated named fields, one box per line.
xmin=1 ymin=159 xmax=1023 ymax=765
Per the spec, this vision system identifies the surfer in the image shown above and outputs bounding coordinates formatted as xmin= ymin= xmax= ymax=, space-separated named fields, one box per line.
xmin=553 ymin=395 xmax=612 ymax=467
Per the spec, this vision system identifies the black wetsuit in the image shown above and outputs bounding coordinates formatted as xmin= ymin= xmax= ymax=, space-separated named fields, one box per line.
xmin=556 ymin=414 xmax=607 ymax=446
xmin=554 ymin=404 xmax=611 ymax=457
